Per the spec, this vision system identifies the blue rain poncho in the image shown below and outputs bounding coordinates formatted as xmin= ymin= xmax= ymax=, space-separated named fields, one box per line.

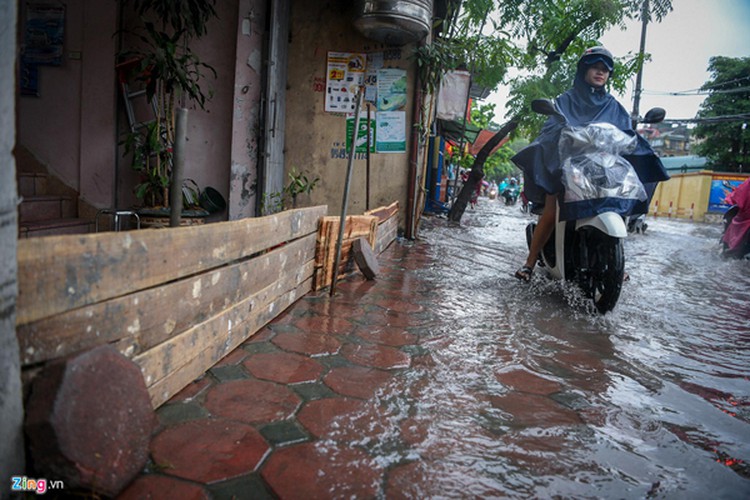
xmin=512 ymin=65 xmax=669 ymax=220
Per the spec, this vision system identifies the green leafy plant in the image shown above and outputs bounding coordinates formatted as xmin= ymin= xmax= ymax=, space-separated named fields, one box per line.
xmin=118 ymin=0 xmax=218 ymax=208
xmin=121 ymin=121 xmax=171 ymax=207
xmin=260 ymin=168 xmax=320 ymax=215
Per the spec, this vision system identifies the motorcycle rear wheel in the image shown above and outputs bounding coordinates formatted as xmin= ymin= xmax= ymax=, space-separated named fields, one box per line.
xmin=579 ymin=232 xmax=624 ymax=314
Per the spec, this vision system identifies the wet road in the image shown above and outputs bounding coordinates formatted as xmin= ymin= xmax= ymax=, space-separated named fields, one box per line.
xmin=383 ymin=199 xmax=750 ymax=498
xmin=127 ymin=196 xmax=750 ymax=499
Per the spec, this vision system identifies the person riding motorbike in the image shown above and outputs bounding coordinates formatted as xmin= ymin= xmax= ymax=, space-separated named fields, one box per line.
xmin=502 ymin=178 xmax=520 ymax=205
xmin=511 ymin=46 xmax=669 ymax=281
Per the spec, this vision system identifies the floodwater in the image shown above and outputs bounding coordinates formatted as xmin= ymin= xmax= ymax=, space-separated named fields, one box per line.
xmin=326 ymin=198 xmax=750 ymax=498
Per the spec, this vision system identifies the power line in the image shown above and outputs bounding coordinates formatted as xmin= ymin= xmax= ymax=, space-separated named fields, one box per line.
xmin=643 ymin=86 xmax=750 ymax=96
xmin=663 ymin=113 xmax=750 ymax=124
xmin=673 ymin=75 xmax=750 ymax=94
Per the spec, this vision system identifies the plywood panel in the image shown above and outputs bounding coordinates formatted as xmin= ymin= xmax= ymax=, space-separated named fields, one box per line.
xmin=17 ymin=205 xmax=327 ymax=325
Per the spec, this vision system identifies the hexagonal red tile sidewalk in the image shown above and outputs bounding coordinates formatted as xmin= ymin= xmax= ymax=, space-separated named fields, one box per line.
xmin=118 ymin=474 xmax=209 ymax=500
xmin=355 ymin=325 xmax=418 ymax=347
xmin=341 ymin=342 xmax=411 ymax=370
xmin=150 ymin=419 xmax=269 ymax=483
xmin=495 ymin=367 xmax=562 ymax=395
xmin=243 ymin=351 xmax=325 ymax=384
xmin=271 ymin=330 xmax=342 ymax=356
xmin=293 ymin=315 xmax=354 ymax=334
xmin=261 ymin=442 xmax=382 ymax=498
xmin=204 ymin=379 xmax=300 ymax=424
xmin=296 ymin=397 xmax=366 ymax=440
xmin=323 ymin=365 xmax=393 ymax=399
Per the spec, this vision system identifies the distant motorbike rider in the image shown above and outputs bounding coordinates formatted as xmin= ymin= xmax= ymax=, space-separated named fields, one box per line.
xmin=502 ymin=178 xmax=520 ymax=205
xmin=511 ymin=46 xmax=669 ymax=281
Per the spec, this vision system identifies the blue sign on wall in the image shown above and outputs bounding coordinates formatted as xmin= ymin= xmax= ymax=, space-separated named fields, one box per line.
xmin=709 ymin=175 xmax=747 ymax=212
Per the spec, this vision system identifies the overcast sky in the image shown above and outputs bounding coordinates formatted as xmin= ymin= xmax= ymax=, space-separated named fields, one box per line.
xmin=487 ymin=0 xmax=750 ymax=121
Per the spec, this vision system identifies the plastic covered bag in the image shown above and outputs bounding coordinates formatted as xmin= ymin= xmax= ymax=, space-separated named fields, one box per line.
xmin=559 ymin=123 xmax=646 ymax=203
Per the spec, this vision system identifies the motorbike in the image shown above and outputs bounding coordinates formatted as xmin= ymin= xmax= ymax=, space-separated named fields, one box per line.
xmin=525 ymin=99 xmax=665 ymax=313
xmin=721 ymin=205 xmax=750 ymax=259
xmin=502 ymin=186 xmax=520 ymax=205
xmin=627 ymin=213 xmax=648 ymax=234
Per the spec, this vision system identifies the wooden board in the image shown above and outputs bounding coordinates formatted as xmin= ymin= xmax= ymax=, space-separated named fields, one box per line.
xmin=352 ymin=238 xmax=379 ymax=279
xmin=364 ymin=201 xmax=399 ymax=223
xmin=17 ymin=205 xmax=327 ymax=325
xmin=313 ymin=215 xmax=378 ymax=290
xmin=145 ymin=276 xmax=312 ymax=407
xmin=374 ymin=215 xmax=398 ymax=254
xmin=17 ymin=234 xmax=316 ymax=365
xmin=136 ymin=261 xmax=312 ymax=386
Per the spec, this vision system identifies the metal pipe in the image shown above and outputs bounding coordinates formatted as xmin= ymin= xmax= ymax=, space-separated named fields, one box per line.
xmin=330 ymin=88 xmax=364 ymax=296
xmin=406 ymin=62 xmax=423 ymax=239
xmin=366 ymin=103 xmax=371 ymax=210
xmin=170 ymin=108 xmax=188 ymax=227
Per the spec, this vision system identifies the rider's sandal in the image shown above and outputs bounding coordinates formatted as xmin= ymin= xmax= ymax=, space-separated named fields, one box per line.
xmin=515 ymin=265 xmax=533 ymax=282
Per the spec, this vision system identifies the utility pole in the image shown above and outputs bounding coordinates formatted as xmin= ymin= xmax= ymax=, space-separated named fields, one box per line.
xmin=632 ymin=0 xmax=650 ymax=126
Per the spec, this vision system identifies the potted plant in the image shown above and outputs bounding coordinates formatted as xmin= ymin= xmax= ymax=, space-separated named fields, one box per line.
xmin=117 ymin=0 xmax=218 ymax=220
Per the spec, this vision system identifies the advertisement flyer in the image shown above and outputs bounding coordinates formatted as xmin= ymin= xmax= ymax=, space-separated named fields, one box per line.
xmin=709 ymin=174 xmax=748 ymax=212
xmin=377 ymin=68 xmax=407 ymax=111
xmin=325 ymin=52 xmax=366 ymax=113
xmin=376 ymin=111 xmax=406 ymax=153
xmin=23 ymin=3 xmax=65 ymax=66
xmin=364 ymin=52 xmax=383 ymax=104
xmin=346 ymin=115 xmax=376 ymax=154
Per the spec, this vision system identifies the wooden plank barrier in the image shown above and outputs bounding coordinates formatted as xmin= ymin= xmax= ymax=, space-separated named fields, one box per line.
xmin=16 ymin=206 xmax=327 ymax=407
xmin=313 ymin=201 xmax=399 ymax=291
xmin=366 ymin=201 xmax=399 ymax=255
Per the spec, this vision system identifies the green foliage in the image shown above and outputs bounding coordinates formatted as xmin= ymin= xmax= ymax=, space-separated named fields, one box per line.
xmin=125 ymin=0 xmax=217 ymax=37
xmin=437 ymin=0 xmax=673 ymax=139
xmin=121 ymin=121 xmax=171 ymax=206
xmin=444 ymin=100 xmax=520 ymax=181
xmin=118 ymin=0 xmax=219 ymax=207
xmin=261 ymin=168 xmax=321 ymax=215
xmin=128 ymin=22 xmax=217 ymax=109
xmin=693 ymin=56 xmax=750 ymax=172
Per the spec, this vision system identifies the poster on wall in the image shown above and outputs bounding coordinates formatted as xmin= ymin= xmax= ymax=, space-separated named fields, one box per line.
xmin=346 ymin=115 xmax=376 ymax=153
xmin=709 ymin=174 xmax=748 ymax=212
xmin=376 ymin=111 xmax=406 ymax=153
xmin=377 ymin=68 xmax=407 ymax=111
xmin=364 ymin=52 xmax=383 ymax=104
xmin=23 ymin=3 xmax=65 ymax=66
xmin=325 ymin=52 xmax=366 ymax=113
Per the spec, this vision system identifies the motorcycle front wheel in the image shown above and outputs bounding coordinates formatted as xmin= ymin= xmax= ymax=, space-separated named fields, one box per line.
xmin=578 ymin=231 xmax=624 ymax=314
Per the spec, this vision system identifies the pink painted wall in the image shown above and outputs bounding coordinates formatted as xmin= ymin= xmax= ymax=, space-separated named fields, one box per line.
xmin=17 ymin=0 xmax=117 ymax=209
xmin=17 ymin=0 xmax=257 ymax=219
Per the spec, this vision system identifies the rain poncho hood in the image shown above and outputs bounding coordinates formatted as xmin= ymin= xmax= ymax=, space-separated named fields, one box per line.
xmin=512 ymin=63 xmax=669 ymax=220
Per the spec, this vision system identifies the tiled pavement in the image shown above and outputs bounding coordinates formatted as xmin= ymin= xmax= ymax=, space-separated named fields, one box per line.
xmin=118 ymin=239 xmax=439 ymax=499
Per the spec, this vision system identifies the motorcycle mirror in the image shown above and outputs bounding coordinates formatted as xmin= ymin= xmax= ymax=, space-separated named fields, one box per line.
xmin=642 ymin=107 xmax=666 ymax=124
xmin=531 ymin=99 xmax=558 ymax=116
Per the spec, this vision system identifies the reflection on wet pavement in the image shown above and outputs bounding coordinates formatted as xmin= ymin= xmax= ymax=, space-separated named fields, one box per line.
xmin=121 ymin=198 xmax=750 ymax=499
